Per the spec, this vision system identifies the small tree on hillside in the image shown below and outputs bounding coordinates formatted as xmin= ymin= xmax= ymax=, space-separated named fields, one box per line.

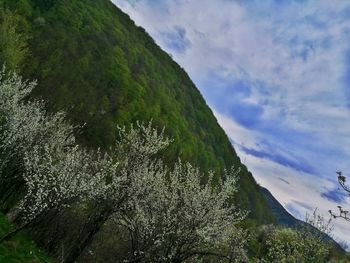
xmin=255 ymin=209 xmax=333 ymax=263
xmin=304 ymin=209 xmax=333 ymax=239
xmin=0 ymin=9 xmax=28 ymax=71
xmin=0 ymin=71 xmax=116 ymax=242
xmin=0 ymin=70 xmax=75 ymax=186
xmin=257 ymin=227 xmax=330 ymax=262
xmin=63 ymin=122 xmax=172 ymax=263
xmin=111 ymin=161 xmax=248 ymax=262
xmin=19 ymin=145 xmax=115 ymax=225
xmin=68 ymin=122 xmax=248 ymax=263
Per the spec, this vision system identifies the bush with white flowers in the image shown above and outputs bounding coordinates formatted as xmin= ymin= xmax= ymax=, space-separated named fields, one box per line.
xmin=0 ymin=71 xmax=248 ymax=262
xmin=112 ymin=160 xmax=248 ymax=262
xmin=0 ymin=71 xmax=114 ymax=230
xmin=0 ymin=69 xmax=75 ymax=182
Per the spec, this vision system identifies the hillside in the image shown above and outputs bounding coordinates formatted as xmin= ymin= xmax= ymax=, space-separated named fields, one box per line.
xmin=260 ymin=187 xmax=302 ymax=228
xmin=0 ymin=0 xmax=275 ymax=223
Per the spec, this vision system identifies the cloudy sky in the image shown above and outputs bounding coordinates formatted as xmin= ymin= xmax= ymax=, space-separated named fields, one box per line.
xmin=112 ymin=0 xmax=350 ymax=246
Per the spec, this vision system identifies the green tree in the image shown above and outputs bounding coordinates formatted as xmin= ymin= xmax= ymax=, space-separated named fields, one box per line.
xmin=0 ymin=9 xmax=28 ymax=71
xmin=253 ymin=210 xmax=333 ymax=263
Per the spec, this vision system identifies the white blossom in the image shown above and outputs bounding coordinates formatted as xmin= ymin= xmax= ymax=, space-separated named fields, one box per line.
xmin=0 ymin=71 xmax=248 ymax=262
xmin=0 ymin=70 xmax=101 ymax=222
xmin=0 ymin=69 xmax=75 ymax=180
xmin=112 ymin=157 xmax=247 ymax=262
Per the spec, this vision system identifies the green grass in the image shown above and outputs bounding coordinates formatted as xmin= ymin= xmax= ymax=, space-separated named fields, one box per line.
xmin=0 ymin=212 xmax=53 ymax=263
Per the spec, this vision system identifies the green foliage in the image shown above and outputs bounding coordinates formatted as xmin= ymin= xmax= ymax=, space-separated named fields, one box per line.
xmin=0 ymin=0 xmax=274 ymax=224
xmin=0 ymin=212 xmax=53 ymax=262
xmin=248 ymin=225 xmax=331 ymax=263
xmin=0 ymin=8 xmax=29 ymax=72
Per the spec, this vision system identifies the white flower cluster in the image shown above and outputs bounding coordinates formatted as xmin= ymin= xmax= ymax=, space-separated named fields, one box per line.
xmin=112 ymin=160 xmax=248 ymax=262
xmin=0 ymin=70 xmax=110 ymax=221
xmin=0 ymin=71 xmax=247 ymax=261
xmin=0 ymin=69 xmax=75 ymax=179
xmin=20 ymin=145 xmax=114 ymax=221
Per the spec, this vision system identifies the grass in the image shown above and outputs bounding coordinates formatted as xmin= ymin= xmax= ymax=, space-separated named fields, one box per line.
xmin=0 ymin=212 xmax=53 ymax=263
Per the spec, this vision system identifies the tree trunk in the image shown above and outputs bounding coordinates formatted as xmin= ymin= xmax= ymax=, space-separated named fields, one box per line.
xmin=63 ymin=205 xmax=114 ymax=263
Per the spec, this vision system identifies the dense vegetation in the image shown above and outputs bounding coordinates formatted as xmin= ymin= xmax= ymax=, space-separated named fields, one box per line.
xmin=0 ymin=71 xmax=250 ymax=262
xmin=0 ymin=71 xmax=341 ymax=262
xmin=0 ymin=0 xmax=274 ymax=224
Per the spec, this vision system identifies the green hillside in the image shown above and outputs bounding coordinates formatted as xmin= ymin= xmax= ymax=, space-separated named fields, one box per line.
xmin=0 ymin=0 xmax=274 ymax=223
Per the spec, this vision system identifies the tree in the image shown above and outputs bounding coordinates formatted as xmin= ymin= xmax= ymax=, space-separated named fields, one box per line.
xmin=255 ymin=210 xmax=333 ymax=263
xmin=329 ymin=171 xmax=350 ymax=221
xmin=0 ymin=70 xmax=74 ymax=196
xmin=109 ymin=160 xmax=247 ymax=262
xmin=0 ymin=145 xmax=113 ymax=243
xmin=0 ymin=71 xmax=115 ymax=243
xmin=63 ymin=121 xmax=172 ymax=263
xmin=75 ymin=121 xmax=248 ymax=262
xmin=66 ymin=122 xmax=248 ymax=263
xmin=257 ymin=227 xmax=329 ymax=263
xmin=0 ymin=9 xmax=28 ymax=71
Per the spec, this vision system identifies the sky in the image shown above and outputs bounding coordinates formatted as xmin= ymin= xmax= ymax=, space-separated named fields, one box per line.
xmin=112 ymin=0 xmax=350 ymax=247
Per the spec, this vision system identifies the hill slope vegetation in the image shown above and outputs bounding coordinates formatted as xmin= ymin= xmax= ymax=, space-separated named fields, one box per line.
xmin=0 ymin=0 xmax=274 ymax=224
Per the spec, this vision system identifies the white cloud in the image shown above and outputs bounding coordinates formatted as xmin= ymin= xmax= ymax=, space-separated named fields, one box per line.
xmin=215 ymin=111 xmax=350 ymax=245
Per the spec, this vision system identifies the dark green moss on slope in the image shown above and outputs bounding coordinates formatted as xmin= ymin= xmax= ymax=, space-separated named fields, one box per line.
xmin=0 ymin=0 xmax=274 ymax=223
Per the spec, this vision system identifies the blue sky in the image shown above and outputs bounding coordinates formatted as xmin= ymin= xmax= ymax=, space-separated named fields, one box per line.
xmin=113 ymin=0 xmax=350 ymax=246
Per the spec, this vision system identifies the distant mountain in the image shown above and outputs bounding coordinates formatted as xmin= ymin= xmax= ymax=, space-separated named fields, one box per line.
xmin=260 ymin=187 xmax=305 ymax=227
xmin=0 ymin=0 xmax=275 ymax=223
xmin=261 ymin=187 xmax=346 ymax=254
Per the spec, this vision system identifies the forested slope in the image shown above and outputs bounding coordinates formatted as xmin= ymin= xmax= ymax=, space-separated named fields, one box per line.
xmin=0 ymin=0 xmax=274 ymax=223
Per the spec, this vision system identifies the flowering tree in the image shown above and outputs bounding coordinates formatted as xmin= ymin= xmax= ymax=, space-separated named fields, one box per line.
xmin=68 ymin=123 xmax=248 ymax=263
xmin=110 ymin=160 xmax=247 ymax=262
xmin=0 ymin=70 xmax=75 ymax=186
xmin=0 ymin=71 xmax=114 ymax=243
xmin=63 ymin=122 xmax=172 ymax=262
xmin=19 ymin=144 xmax=116 ymax=223
xmin=304 ymin=209 xmax=333 ymax=240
